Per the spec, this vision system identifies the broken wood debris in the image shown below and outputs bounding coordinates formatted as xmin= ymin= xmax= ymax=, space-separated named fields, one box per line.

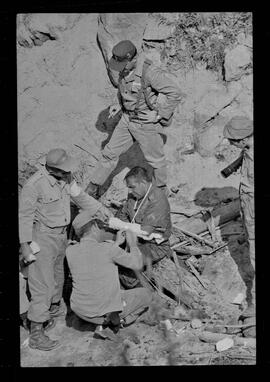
xmin=185 ymin=259 xmax=208 ymax=289
xmin=173 ymin=225 xmax=215 ymax=248
xmin=226 ymin=354 xmax=255 ymax=360
xmin=202 ymin=210 xmax=219 ymax=243
xmin=171 ymin=251 xmax=184 ymax=301
xmin=173 ymin=245 xmax=212 ymax=256
xmin=174 ymin=199 xmax=240 ymax=237
xmin=208 ymin=242 xmax=228 ymax=255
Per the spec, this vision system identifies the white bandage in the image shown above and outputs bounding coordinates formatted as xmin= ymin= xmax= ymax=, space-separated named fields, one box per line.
xmin=108 ymin=217 xmax=164 ymax=242
xmin=108 ymin=217 xmax=144 ymax=235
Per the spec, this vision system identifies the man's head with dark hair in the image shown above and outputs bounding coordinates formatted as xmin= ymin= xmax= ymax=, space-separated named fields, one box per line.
xmin=124 ymin=166 xmax=152 ymax=200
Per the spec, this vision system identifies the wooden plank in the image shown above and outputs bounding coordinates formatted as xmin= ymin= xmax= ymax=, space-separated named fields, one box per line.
xmin=172 ymin=225 xmax=215 ymax=247
xmin=173 ymin=245 xmax=212 ymax=256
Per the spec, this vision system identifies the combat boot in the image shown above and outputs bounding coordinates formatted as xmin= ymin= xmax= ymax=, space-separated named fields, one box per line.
xmin=29 ymin=321 xmax=59 ymax=351
xmin=43 ymin=318 xmax=56 ymax=331
xmin=20 ymin=312 xmax=30 ymax=331
xmin=85 ymin=181 xmax=100 ymax=199
xmin=49 ymin=300 xmax=66 ymax=317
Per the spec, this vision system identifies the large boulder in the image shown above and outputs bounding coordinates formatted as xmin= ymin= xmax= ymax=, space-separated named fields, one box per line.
xmin=17 ymin=14 xmax=111 ymax=185
xmin=202 ymin=249 xmax=247 ymax=304
xmin=224 ymin=44 xmax=252 ymax=82
xmin=193 ymin=113 xmax=228 ymax=158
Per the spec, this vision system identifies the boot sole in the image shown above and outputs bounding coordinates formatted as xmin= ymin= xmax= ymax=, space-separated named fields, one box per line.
xmin=29 ymin=341 xmax=60 ymax=351
xmin=49 ymin=308 xmax=66 ymax=318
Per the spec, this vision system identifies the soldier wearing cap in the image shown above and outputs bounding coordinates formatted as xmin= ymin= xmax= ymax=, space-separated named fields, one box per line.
xmin=19 ymin=148 xmax=112 ymax=350
xmin=86 ymin=40 xmax=184 ymax=198
xmin=223 ymin=116 xmax=255 ymax=336
xmin=65 ymin=209 xmax=153 ymax=337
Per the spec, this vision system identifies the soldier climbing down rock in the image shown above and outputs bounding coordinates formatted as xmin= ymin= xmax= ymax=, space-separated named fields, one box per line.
xmin=86 ymin=40 xmax=184 ymax=199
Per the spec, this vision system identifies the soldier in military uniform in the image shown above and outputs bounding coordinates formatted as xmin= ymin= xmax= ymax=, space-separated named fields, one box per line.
xmin=19 ymin=148 xmax=112 ymax=350
xmin=86 ymin=40 xmax=184 ymax=198
xmin=223 ymin=117 xmax=255 ymax=336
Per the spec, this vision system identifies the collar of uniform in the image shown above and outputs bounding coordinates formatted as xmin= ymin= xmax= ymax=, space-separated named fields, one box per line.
xmin=39 ymin=165 xmax=58 ymax=186
xmin=80 ymin=236 xmax=97 ymax=244
xmin=147 ymin=184 xmax=157 ymax=202
xmin=123 ymin=54 xmax=146 ymax=83
xmin=135 ymin=183 xmax=156 ymax=207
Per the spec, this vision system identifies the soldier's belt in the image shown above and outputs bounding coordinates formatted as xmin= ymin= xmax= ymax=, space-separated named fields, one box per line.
xmin=124 ymin=110 xmax=147 ymax=123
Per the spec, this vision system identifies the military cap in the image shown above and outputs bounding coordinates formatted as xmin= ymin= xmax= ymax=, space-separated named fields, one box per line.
xmin=109 ymin=40 xmax=137 ymax=72
xmin=46 ymin=148 xmax=78 ymax=172
xmin=223 ymin=116 xmax=253 ymax=140
xmin=72 ymin=209 xmax=96 ymax=234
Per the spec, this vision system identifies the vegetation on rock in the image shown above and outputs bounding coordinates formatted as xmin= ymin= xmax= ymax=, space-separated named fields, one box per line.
xmin=153 ymin=12 xmax=252 ymax=75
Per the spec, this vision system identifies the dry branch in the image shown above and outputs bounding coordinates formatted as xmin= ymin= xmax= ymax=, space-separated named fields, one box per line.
xmin=173 ymin=225 xmax=215 ymax=247
xmin=173 ymin=245 xmax=212 ymax=256
xmin=185 ymin=259 xmax=208 ymax=289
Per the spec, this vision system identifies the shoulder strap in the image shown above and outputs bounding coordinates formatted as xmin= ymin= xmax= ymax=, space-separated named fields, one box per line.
xmin=134 ymin=59 xmax=154 ymax=115
xmin=141 ymin=59 xmax=157 ymax=112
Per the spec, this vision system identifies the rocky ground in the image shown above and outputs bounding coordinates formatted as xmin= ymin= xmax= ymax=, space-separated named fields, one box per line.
xmin=17 ymin=13 xmax=254 ymax=366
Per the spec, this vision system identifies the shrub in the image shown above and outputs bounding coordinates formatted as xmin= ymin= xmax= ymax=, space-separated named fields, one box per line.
xmin=153 ymin=12 xmax=252 ymax=75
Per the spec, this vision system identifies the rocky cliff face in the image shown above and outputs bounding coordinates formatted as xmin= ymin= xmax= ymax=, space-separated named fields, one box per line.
xmin=17 ymin=13 xmax=253 ymax=204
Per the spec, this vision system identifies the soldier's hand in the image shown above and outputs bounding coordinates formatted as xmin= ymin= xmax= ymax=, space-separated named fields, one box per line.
xmin=125 ymin=229 xmax=138 ymax=247
xmin=20 ymin=243 xmax=37 ymax=264
xmin=115 ymin=230 xmax=126 ymax=246
xmin=138 ymin=110 xmax=161 ymax=124
xmin=95 ymin=206 xmax=113 ymax=223
xmin=109 ymin=104 xmax=121 ymax=118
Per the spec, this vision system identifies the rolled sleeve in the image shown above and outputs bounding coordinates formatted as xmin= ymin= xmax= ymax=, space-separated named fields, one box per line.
xmin=146 ymin=67 xmax=183 ymax=120
xmin=111 ymin=245 xmax=143 ymax=270
xmin=19 ymin=184 xmax=38 ymax=243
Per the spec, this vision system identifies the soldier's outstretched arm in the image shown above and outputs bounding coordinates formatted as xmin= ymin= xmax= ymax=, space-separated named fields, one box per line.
xmin=70 ymin=181 xmax=113 ymax=222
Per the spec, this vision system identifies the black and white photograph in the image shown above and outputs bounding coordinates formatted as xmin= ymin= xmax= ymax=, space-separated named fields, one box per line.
xmin=15 ymin=12 xmax=256 ymax=367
